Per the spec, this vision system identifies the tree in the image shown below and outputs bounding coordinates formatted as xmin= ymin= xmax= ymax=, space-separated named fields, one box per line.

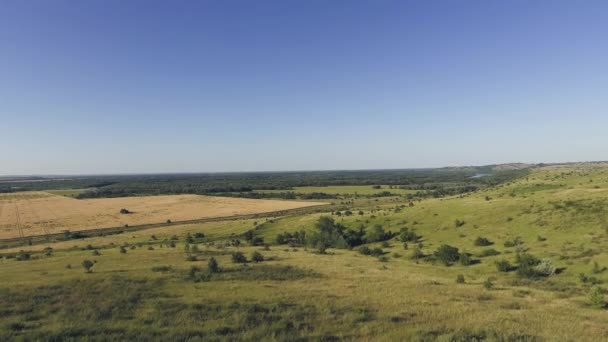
xmin=82 ymin=259 xmax=94 ymax=273
xmin=251 ymin=251 xmax=264 ymax=263
xmin=434 ymin=244 xmax=460 ymax=266
xmin=307 ymin=216 xmax=348 ymax=253
xmin=365 ymin=224 xmax=388 ymax=243
xmin=208 ymin=257 xmax=219 ymax=273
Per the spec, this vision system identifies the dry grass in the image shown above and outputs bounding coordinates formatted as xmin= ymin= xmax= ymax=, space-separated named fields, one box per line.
xmin=0 ymin=192 xmax=325 ymax=239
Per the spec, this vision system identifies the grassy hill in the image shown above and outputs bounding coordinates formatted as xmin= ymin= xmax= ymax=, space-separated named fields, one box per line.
xmin=2 ymin=164 xmax=608 ymax=340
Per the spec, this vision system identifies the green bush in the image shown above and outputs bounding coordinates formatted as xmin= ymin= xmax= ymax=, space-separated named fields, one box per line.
xmin=411 ymin=246 xmax=424 ymax=260
xmin=495 ymin=259 xmax=513 ymax=272
xmin=251 ymin=251 xmax=264 ymax=263
xmin=231 ymin=252 xmax=248 ymax=263
xmin=474 ymin=237 xmax=493 ymax=246
xmin=478 ymin=248 xmax=501 ymax=257
xmin=434 ymin=244 xmax=460 ymax=266
xmin=358 ymin=246 xmax=372 ymax=255
xmin=589 ymin=286 xmax=605 ymax=309
xmin=399 ymin=227 xmax=419 ymax=242
xmin=81 ymin=260 xmax=94 ymax=273
xmin=459 ymin=252 xmax=473 ymax=266
xmin=208 ymin=257 xmax=220 ymax=273
xmin=370 ymin=248 xmax=384 ymax=257
xmin=504 ymin=237 xmax=523 ymax=248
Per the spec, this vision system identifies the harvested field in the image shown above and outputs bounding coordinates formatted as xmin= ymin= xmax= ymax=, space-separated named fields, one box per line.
xmin=0 ymin=192 xmax=326 ymax=239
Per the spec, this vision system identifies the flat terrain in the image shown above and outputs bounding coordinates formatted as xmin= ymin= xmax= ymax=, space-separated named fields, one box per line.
xmin=0 ymin=193 xmax=324 ymax=239
xmin=2 ymin=164 xmax=608 ymax=340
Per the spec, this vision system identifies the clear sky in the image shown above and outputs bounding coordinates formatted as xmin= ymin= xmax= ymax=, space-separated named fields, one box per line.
xmin=1 ymin=0 xmax=607 ymax=175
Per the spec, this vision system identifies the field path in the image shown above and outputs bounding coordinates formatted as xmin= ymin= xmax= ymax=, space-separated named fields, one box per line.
xmin=0 ymin=192 xmax=330 ymax=241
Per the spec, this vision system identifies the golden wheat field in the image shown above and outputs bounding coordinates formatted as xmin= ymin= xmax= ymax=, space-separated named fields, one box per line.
xmin=0 ymin=192 xmax=324 ymax=239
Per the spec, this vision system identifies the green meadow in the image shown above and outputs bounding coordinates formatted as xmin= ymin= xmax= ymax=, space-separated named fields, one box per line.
xmin=2 ymin=164 xmax=608 ymax=340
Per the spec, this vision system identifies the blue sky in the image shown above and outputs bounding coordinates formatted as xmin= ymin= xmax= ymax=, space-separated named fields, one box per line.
xmin=1 ymin=0 xmax=607 ymax=174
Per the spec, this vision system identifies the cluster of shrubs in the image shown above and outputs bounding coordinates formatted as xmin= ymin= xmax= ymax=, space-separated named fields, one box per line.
xmin=278 ymin=217 xmax=397 ymax=253
xmin=231 ymin=251 xmax=265 ymax=264
xmin=275 ymin=230 xmax=306 ymax=246
xmin=357 ymin=246 xmax=385 ymax=257
xmin=243 ymin=230 xmax=265 ymax=246
xmin=427 ymin=245 xmax=475 ymax=266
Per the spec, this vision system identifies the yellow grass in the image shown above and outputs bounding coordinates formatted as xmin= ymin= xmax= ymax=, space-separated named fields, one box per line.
xmin=0 ymin=192 xmax=325 ymax=239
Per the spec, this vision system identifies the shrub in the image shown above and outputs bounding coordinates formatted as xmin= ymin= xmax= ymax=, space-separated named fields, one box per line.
xmin=381 ymin=241 xmax=390 ymax=248
xmin=454 ymin=219 xmax=466 ymax=228
xmin=579 ymin=273 xmax=602 ymax=285
xmin=194 ymin=232 xmax=205 ymax=239
xmin=251 ymin=251 xmax=264 ymax=263
xmin=434 ymin=244 xmax=460 ymax=266
xmin=478 ymin=248 xmax=501 ymax=257
xmin=378 ymin=256 xmax=389 ymax=262
xmin=516 ymin=253 xmax=555 ymax=279
xmin=358 ymin=246 xmax=372 ymax=255
xmin=474 ymin=237 xmax=493 ymax=246
xmin=208 ymin=257 xmax=219 ymax=273
xmin=119 ymin=246 xmax=127 ymax=254
xmin=365 ymin=224 xmax=390 ymax=243
xmin=483 ymin=278 xmax=494 ymax=290
xmin=16 ymin=252 xmax=31 ymax=261
xmin=411 ymin=246 xmax=424 ymax=260
xmin=151 ymin=265 xmax=172 ymax=272
xmin=459 ymin=252 xmax=473 ymax=266
xmin=456 ymin=274 xmax=465 ymax=284
xmin=533 ymin=259 xmax=556 ymax=277
xmin=81 ymin=259 xmax=94 ymax=273
xmin=399 ymin=227 xmax=419 ymax=242
xmin=231 ymin=251 xmax=248 ymax=263
xmin=92 ymin=250 xmax=101 ymax=256
xmin=495 ymin=259 xmax=513 ymax=272
xmin=589 ymin=287 xmax=605 ymax=309
xmin=119 ymin=208 xmax=130 ymax=214
xmin=504 ymin=237 xmax=523 ymax=248
xmin=307 ymin=216 xmax=349 ymax=252
xmin=370 ymin=248 xmax=384 ymax=257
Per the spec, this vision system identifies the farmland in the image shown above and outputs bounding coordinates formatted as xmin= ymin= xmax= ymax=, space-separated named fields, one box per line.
xmin=2 ymin=164 xmax=608 ymax=340
xmin=0 ymin=192 xmax=325 ymax=240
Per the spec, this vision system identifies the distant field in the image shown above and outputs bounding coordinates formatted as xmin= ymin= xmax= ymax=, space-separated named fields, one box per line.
xmin=45 ymin=189 xmax=88 ymax=198
xmin=0 ymin=192 xmax=325 ymax=239
xmin=259 ymin=185 xmax=417 ymax=195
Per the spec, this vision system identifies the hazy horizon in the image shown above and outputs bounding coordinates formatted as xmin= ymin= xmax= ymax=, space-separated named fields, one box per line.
xmin=2 ymin=1 xmax=607 ymax=174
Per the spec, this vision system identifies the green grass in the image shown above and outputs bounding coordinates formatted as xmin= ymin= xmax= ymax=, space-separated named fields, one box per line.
xmin=3 ymin=164 xmax=608 ymax=340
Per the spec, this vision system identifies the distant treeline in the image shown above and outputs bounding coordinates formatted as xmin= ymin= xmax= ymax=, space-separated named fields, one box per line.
xmin=0 ymin=167 xmax=529 ymax=198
